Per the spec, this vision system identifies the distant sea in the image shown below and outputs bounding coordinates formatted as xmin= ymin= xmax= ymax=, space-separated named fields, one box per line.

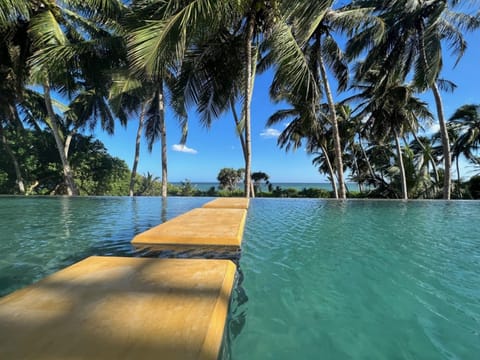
xmin=171 ymin=182 xmax=361 ymax=192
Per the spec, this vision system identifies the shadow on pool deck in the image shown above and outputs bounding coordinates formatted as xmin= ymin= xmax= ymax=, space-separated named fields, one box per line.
xmin=0 ymin=256 xmax=235 ymax=360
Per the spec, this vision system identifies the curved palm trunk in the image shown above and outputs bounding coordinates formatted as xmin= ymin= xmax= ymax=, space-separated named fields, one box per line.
xmin=231 ymin=99 xmax=247 ymax=161
xmin=418 ymin=24 xmax=451 ymax=199
xmin=394 ymin=130 xmax=408 ymax=200
xmin=231 ymin=99 xmax=256 ymax=198
xmin=43 ymin=83 xmax=78 ymax=196
xmin=64 ymin=128 xmax=78 ymax=160
xmin=431 ymin=83 xmax=452 ymax=200
xmin=0 ymin=125 xmax=25 ymax=194
xmin=350 ymin=145 xmax=362 ymax=193
xmin=318 ymin=41 xmax=346 ymax=199
xmin=130 ymin=104 xmax=146 ymax=197
xmin=158 ymin=83 xmax=167 ymax=198
xmin=243 ymin=15 xmax=255 ymax=198
xmin=358 ymin=135 xmax=376 ymax=181
xmin=320 ymin=144 xmax=338 ymax=198
xmin=456 ymin=156 xmax=461 ymax=198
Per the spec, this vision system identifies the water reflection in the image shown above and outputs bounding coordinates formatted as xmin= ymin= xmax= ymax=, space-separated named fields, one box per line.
xmin=161 ymin=197 xmax=168 ymax=223
xmin=60 ymin=197 xmax=73 ymax=238
xmin=141 ymin=247 xmax=242 ymax=261
xmin=220 ymin=265 xmax=249 ymax=360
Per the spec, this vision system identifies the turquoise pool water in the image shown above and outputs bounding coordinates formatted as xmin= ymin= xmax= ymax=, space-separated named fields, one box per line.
xmin=1 ymin=197 xmax=479 ymax=359
xmin=0 ymin=196 xmax=208 ymax=296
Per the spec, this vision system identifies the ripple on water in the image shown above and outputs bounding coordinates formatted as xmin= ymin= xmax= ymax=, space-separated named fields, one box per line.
xmin=0 ymin=196 xmax=210 ymax=296
xmin=1 ymin=197 xmax=479 ymax=359
xmin=229 ymin=199 xmax=480 ymax=360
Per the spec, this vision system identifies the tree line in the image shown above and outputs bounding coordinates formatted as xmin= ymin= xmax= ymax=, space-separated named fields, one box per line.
xmin=1 ymin=1 xmax=479 ymax=199
xmin=0 ymin=127 xmax=172 ymax=196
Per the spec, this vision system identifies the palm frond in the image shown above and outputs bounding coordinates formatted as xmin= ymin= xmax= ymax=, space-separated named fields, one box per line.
xmin=144 ymin=90 xmax=162 ymax=152
xmin=284 ymin=0 xmax=331 ymax=46
xmin=128 ymin=0 xmax=238 ymax=78
xmin=436 ymin=78 xmax=457 ymax=92
xmin=321 ymin=35 xmax=348 ymax=91
xmin=267 ymin=20 xmax=320 ymax=104
xmin=29 ymin=10 xmax=68 ymax=47
xmin=0 ymin=0 xmax=29 ymax=27
xmin=266 ymin=109 xmax=298 ymax=126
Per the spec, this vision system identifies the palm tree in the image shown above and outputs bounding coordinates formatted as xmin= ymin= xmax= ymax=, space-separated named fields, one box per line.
xmin=348 ymin=69 xmax=433 ymax=199
xmin=127 ymin=0 xmax=284 ymax=198
xmin=268 ymin=87 xmax=342 ymax=198
xmin=26 ymin=0 xmax=124 ymax=195
xmin=136 ymin=172 xmax=160 ymax=196
xmin=449 ymin=104 xmax=480 ymax=164
xmin=0 ymin=0 xmax=29 ymax=27
xmin=127 ymin=0 xmax=225 ymax=198
xmin=0 ymin=2 xmax=56 ymax=194
xmin=0 ymin=124 xmax=25 ymax=194
xmin=109 ymin=74 xmax=148 ymax=197
xmin=0 ymin=18 xmax=29 ymax=194
xmin=265 ymin=1 xmax=380 ymax=199
xmin=449 ymin=104 xmax=480 ymax=195
xmin=348 ymin=0 xmax=480 ymax=199
xmin=409 ymin=135 xmax=441 ymax=198
xmin=171 ymin=25 xmax=258 ymax=196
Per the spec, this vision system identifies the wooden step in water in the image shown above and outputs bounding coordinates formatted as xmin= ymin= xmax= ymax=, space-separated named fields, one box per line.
xmin=131 ymin=208 xmax=247 ymax=251
xmin=202 ymin=197 xmax=250 ymax=209
xmin=0 ymin=256 xmax=236 ymax=360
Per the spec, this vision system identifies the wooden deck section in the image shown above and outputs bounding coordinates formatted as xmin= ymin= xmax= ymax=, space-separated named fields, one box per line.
xmin=131 ymin=208 xmax=247 ymax=251
xmin=0 ymin=256 xmax=236 ymax=360
xmin=202 ymin=197 xmax=250 ymax=209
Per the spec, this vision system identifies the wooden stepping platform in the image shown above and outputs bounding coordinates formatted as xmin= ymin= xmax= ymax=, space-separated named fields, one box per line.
xmin=0 ymin=256 xmax=236 ymax=360
xmin=202 ymin=197 xmax=250 ymax=209
xmin=132 ymin=208 xmax=247 ymax=251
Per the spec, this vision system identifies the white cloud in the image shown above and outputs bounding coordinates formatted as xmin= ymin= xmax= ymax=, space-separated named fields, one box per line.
xmin=172 ymin=144 xmax=198 ymax=154
xmin=426 ymin=123 xmax=440 ymax=135
xmin=260 ymin=128 xmax=281 ymax=139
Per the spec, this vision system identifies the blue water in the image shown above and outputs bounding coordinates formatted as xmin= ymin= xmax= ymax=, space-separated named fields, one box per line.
xmin=0 ymin=196 xmax=209 ymax=296
xmin=1 ymin=197 xmax=479 ymax=359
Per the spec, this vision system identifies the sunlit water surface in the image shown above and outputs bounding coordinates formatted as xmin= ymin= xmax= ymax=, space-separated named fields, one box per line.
xmin=1 ymin=197 xmax=479 ymax=359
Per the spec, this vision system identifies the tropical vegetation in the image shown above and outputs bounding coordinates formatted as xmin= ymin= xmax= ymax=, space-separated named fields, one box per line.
xmin=1 ymin=0 xmax=479 ymax=199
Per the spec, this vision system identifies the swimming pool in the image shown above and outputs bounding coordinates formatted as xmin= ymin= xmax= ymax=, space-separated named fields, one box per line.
xmin=1 ymin=197 xmax=479 ymax=359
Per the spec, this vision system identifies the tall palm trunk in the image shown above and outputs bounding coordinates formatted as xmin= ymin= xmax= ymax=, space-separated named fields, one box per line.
xmin=431 ymin=83 xmax=452 ymax=199
xmin=158 ymin=83 xmax=167 ymax=198
xmin=43 ymin=83 xmax=78 ymax=196
xmin=418 ymin=24 xmax=451 ymax=199
xmin=243 ymin=15 xmax=255 ymax=198
xmin=455 ymin=155 xmax=461 ymax=198
xmin=0 ymin=125 xmax=25 ymax=194
xmin=358 ymin=135 xmax=376 ymax=182
xmin=394 ymin=130 xmax=408 ymax=200
xmin=231 ymin=100 xmax=255 ymax=198
xmin=130 ymin=104 xmax=146 ymax=197
xmin=320 ymin=144 xmax=338 ymax=198
xmin=317 ymin=37 xmax=346 ymax=199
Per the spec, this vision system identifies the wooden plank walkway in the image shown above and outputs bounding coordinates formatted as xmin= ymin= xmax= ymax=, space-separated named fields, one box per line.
xmin=131 ymin=207 xmax=247 ymax=251
xmin=0 ymin=256 xmax=236 ymax=360
xmin=202 ymin=197 xmax=250 ymax=209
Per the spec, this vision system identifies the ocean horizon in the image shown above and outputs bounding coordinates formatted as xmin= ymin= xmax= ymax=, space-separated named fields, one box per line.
xmin=171 ymin=182 xmax=361 ymax=192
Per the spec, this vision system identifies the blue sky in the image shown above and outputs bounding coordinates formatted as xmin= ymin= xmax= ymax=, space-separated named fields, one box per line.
xmin=94 ymin=30 xmax=480 ymax=183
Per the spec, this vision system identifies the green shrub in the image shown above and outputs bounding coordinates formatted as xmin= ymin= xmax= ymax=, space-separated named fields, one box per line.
xmin=468 ymin=176 xmax=480 ymax=199
xmin=298 ymin=187 xmax=331 ymax=198
xmin=217 ymin=189 xmax=244 ymax=197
